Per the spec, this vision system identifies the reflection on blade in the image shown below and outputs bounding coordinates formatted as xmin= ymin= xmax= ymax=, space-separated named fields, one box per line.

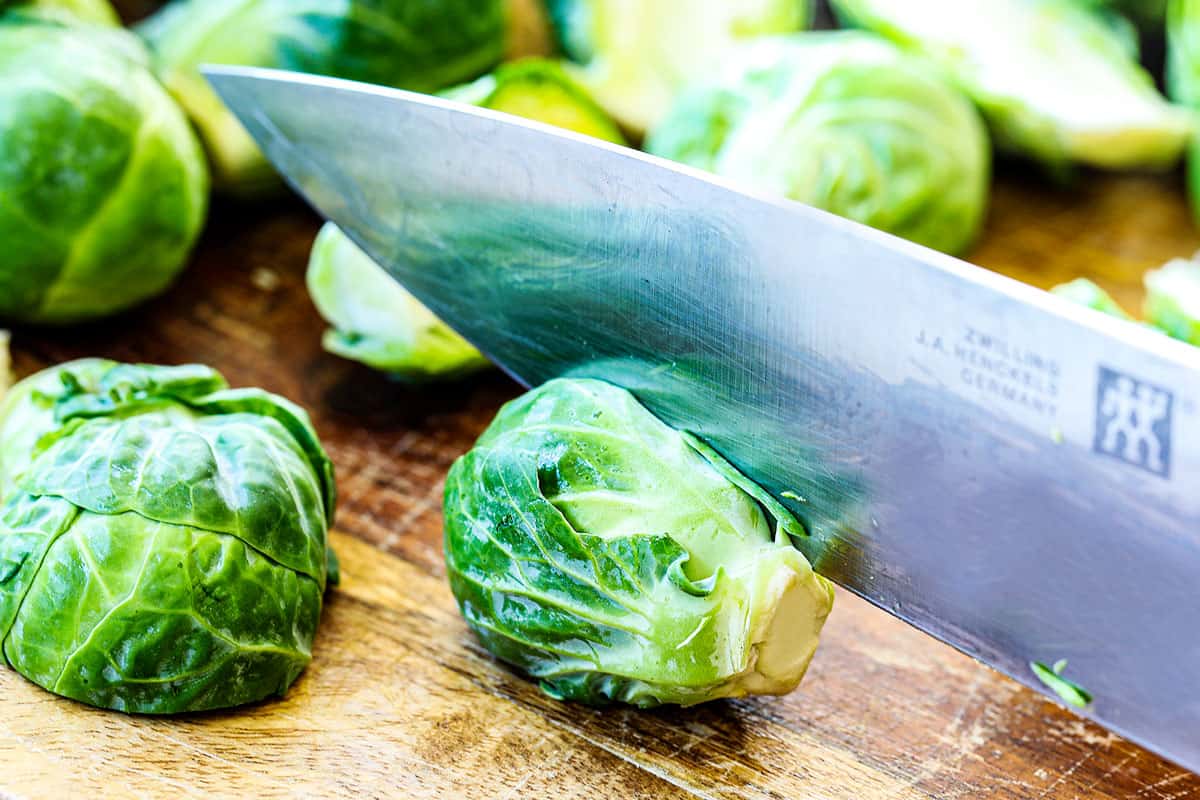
xmin=206 ymin=65 xmax=1200 ymax=773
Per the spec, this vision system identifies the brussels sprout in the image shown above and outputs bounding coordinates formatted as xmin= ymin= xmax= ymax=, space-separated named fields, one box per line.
xmin=1144 ymin=255 xmax=1200 ymax=345
xmin=831 ymin=0 xmax=1194 ymax=170
xmin=139 ymin=0 xmax=507 ymax=192
xmin=547 ymin=0 xmax=811 ymax=134
xmin=647 ymin=33 xmax=990 ymax=255
xmin=307 ymin=223 xmax=491 ymax=381
xmin=0 ymin=19 xmax=208 ymax=324
xmin=1050 ymin=278 xmax=1134 ymax=319
xmin=310 ymin=59 xmax=625 ymax=380
xmin=1 ymin=0 xmax=118 ymax=24
xmin=0 ymin=360 xmax=336 ymax=713
xmin=444 ymin=378 xmax=835 ymax=707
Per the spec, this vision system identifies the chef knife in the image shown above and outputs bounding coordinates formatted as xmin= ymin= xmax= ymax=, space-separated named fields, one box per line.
xmin=205 ymin=65 xmax=1200 ymax=773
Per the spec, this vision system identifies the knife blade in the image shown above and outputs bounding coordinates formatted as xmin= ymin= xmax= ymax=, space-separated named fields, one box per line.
xmin=205 ymin=65 xmax=1200 ymax=772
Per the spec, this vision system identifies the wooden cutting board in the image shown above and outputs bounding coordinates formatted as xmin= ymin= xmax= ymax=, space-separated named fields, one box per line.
xmin=2 ymin=166 xmax=1198 ymax=799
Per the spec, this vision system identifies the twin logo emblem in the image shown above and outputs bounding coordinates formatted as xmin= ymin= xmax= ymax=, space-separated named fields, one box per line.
xmin=1094 ymin=367 xmax=1174 ymax=478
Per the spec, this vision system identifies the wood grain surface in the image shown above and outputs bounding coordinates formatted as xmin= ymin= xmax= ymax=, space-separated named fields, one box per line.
xmin=2 ymin=160 xmax=1199 ymax=798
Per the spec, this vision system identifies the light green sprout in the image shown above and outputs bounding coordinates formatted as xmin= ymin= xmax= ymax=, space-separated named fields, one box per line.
xmin=647 ymin=32 xmax=991 ymax=255
xmin=832 ymin=0 xmax=1193 ymax=171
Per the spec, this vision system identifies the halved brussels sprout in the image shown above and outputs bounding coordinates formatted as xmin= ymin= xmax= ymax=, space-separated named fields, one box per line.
xmin=309 ymin=58 xmax=625 ymax=380
xmin=548 ymin=0 xmax=811 ymax=133
xmin=832 ymin=0 xmax=1193 ymax=170
xmin=0 ymin=360 xmax=336 ymax=713
xmin=139 ymin=0 xmax=507 ymax=192
xmin=0 ymin=18 xmax=208 ymax=324
xmin=647 ymin=33 xmax=990 ymax=254
xmin=444 ymin=378 xmax=834 ymax=707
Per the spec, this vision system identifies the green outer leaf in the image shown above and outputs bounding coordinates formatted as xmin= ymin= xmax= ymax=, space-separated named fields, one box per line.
xmin=683 ymin=432 xmax=809 ymax=542
xmin=1 ymin=503 xmax=320 ymax=713
xmin=831 ymin=0 xmax=1193 ymax=170
xmin=1031 ymin=659 xmax=1093 ymax=708
xmin=444 ymin=378 xmax=834 ymax=707
xmin=0 ymin=21 xmax=208 ymax=323
xmin=0 ymin=359 xmax=116 ymax=493
xmin=646 ymin=32 xmax=991 ymax=255
xmin=1 ymin=361 xmax=335 ymax=529
xmin=23 ymin=412 xmax=329 ymax=582
xmin=138 ymin=0 xmax=506 ymax=191
xmin=0 ymin=360 xmax=335 ymax=713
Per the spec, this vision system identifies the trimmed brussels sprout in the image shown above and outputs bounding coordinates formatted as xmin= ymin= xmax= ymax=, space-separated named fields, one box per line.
xmin=307 ymin=223 xmax=491 ymax=381
xmin=1051 ymin=278 xmax=1133 ymax=319
xmin=139 ymin=0 xmax=507 ymax=192
xmin=1 ymin=0 xmax=118 ymax=24
xmin=548 ymin=0 xmax=811 ymax=133
xmin=831 ymin=0 xmax=1193 ymax=170
xmin=310 ymin=59 xmax=625 ymax=380
xmin=444 ymin=378 xmax=834 ymax=707
xmin=0 ymin=360 xmax=335 ymax=713
xmin=647 ymin=33 xmax=990 ymax=255
xmin=1145 ymin=255 xmax=1200 ymax=345
xmin=0 ymin=19 xmax=208 ymax=324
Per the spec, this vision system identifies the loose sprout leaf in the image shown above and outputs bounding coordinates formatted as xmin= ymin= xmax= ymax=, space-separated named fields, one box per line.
xmin=306 ymin=224 xmax=491 ymax=382
xmin=1032 ymin=659 xmax=1094 ymax=708
xmin=683 ymin=432 xmax=810 ymax=541
xmin=307 ymin=59 xmax=624 ymax=381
